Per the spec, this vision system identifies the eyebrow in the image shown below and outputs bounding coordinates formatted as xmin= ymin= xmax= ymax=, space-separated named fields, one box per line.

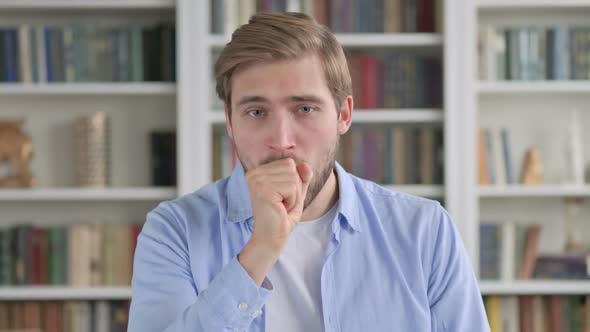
xmin=236 ymin=95 xmax=326 ymax=107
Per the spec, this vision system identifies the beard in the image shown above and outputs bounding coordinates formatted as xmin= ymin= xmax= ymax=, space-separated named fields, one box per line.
xmin=237 ymin=136 xmax=339 ymax=211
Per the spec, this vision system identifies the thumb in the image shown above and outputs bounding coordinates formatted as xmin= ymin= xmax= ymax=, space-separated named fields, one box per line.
xmin=295 ymin=162 xmax=313 ymax=208
xmin=297 ymin=161 xmax=313 ymax=186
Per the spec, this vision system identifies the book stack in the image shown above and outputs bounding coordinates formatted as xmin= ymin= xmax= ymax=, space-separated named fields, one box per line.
xmin=339 ymin=125 xmax=444 ymax=185
xmin=0 ymin=23 xmax=176 ymax=83
xmin=484 ymin=295 xmax=590 ymax=332
xmin=478 ymin=127 xmax=515 ymax=186
xmin=479 ymin=25 xmax=590 ymax=81
xmin=210 ymin=0 xmax=439 ymax=34
xmin=0 ymin=300 xmax=129 ymax=332
xmin=150 ymin=130 xmax=176 ymax=186
xmin=0 ymin=223 xmax=141 ymax=286
xmin=348 ymin=53 xmax=443 ymax=109
xmin=480 ymin=222 xmax=590 ymax=281
xmin=75 ymin=112 xmax=110 ymax=188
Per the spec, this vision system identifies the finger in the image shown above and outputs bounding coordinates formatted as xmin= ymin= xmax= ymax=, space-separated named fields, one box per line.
xmin=270 ymin=181 xmax=299 ymax=212
xmin=257 ymin=157 xmax=298 ymax=173
xmin=254 ymin=173 xmax=300 ymax=184
xmin=296 ymin=162 xmax=313 ymax=186
xmin=293 ymin=162 xmax=313 ymax=211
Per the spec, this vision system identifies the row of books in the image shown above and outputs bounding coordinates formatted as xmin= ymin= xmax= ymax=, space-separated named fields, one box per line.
xmin=484 ymin=295 xmax=590 ymax=332
xmin=0 ymin=23 xmax=175 ymax=83
xmin=348 ymin=53 xmax=443 ymax=109
xmin=0 ymin=300 xmax=129 ymax=332
xmin=211 ymin=0 xmax=438 ymax=34
xmin=479 ymin=25 xmax=590 ymax=81
xmin=0 ymin=223 xmax=141 ymax=286
xmin=480 ymin=222 xmax=590 ymax=281
xmin=212 ymin=125 xmax=444 ymax=185
xmin=315 ymin=0 xmax=437 ymax=33
xmin=211 ymin=0 xmax=306 ymax=35
xmin=338 ymin=126 xmax=444 ymax=185
xmin=209 ymin=52 xmax=443 ymax=110
xmin=478 ymin=127 xmax=516 ymax=186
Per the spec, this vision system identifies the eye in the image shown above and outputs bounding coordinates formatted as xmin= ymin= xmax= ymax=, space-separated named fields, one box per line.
xmin=297 ymin=106 xmax=316 ymax=114
xmin=246 ymin=109 xmax=264 ymax=117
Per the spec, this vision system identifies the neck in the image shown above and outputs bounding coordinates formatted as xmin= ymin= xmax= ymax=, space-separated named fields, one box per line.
xmin=300 ymin=168 xmax=339 ymax=222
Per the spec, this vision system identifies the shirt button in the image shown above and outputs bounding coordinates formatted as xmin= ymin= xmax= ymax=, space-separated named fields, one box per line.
xmin=251 ymin=309 xmax=262 ymax=318
xmin=238 ymin=303 xmax=248 ymax=312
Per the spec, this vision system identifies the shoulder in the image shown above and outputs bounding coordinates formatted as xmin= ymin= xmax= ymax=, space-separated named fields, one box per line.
xmin=349 ymin=174 xmax=444 ymax=221
xmin=346 ymin=174 xmax=453 ymax=252
xmin=141 ymin=179 xmax=229 ymax=243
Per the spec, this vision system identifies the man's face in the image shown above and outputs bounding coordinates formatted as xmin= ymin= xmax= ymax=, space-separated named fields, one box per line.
xmin=225 ymin=53 xmax=352 ymax=209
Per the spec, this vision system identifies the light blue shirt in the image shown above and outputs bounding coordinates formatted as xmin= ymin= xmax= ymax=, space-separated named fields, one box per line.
xmin=129 ymin=161 xmax=490 ymax=332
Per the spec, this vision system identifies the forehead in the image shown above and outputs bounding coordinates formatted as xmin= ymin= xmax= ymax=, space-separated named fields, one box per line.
xmin=230 ymin=53 xmax=331 ymax=103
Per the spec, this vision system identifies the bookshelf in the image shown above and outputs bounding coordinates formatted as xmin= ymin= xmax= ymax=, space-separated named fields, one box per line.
xmin=0 ymin=82 xmax=176 ymax=95
xmin=478 ymin=81 xmax=590 ymax=94
xmin=468 ymin=0 xmax=590 ymax=308
xmin=0 ymin=0 xmax=176 ymax=10
xmin=200 ymin=0 xmax=462 ymax=208
xmin=479 ymin=185 xmax=590 ymax=198
xmin=0 ymin=188 xmax=176 ymax=201
xmin=480 ymin=281 xmax=590 ymax=296
xmin=15 ymin=0 xmax=590 ymax=328
xmin=0 ymin=4 xmax=178 ymax=327
xmin=476 ymin=0 xmax=590 ymax=10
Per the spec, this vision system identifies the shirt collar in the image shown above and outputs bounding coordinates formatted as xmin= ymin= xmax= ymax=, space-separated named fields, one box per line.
xmin=225 ymin=161 xmax=361 ymax=233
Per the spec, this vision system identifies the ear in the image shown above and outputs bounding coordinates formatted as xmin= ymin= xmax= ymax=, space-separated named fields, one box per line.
xmin=337 ymin=95 xmax=353 ymax=135
xmin=224 ymin=104 xmax=233 ymax=140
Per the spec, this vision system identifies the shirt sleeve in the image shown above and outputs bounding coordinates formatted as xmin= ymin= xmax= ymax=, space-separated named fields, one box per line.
xmin=427 ymin=204 xmax=491 ymax=332
xmin=128 ymin=204 xmax=273 ymax=332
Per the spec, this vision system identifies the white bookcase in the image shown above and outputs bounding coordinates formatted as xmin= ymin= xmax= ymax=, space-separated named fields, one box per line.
xmin=0 ymin=0 xmax=178 ymax=301
xmin=2 ymin=0 xmax=537 ymax=304
xmin=467 ymin=0 xmax=590 ymax=295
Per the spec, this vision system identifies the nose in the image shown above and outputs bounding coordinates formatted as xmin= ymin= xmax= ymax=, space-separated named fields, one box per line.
xmin=267 ymin=112 xmax=295 ymax=152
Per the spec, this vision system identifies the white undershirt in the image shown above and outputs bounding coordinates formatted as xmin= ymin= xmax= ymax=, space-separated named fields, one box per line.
xmin=265 ymin=202 xmax=338 ymax=332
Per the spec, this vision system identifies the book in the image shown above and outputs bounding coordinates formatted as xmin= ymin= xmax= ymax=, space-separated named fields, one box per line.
xmin=519 ymin=225 xmax=542 ymax=279
xmin=150 ymin=130 xmax=177 ymax=186
xmin=534 ymin=254 xmax=590 ymax=280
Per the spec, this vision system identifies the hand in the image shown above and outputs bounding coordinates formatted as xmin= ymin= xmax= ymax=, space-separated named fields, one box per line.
xmin=238 ymin=158 xmax=313 ymax=286
xmin=246 ymin=158 xmax=313 ymax=253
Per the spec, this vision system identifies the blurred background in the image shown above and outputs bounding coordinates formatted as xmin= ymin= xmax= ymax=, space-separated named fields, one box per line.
xmin=0 ymin=0 xmax=588 ymax=331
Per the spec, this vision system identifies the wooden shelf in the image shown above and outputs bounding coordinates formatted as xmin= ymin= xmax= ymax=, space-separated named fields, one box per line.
xmin=478 ymin=81 xmax=590 ymax=94
xmin=335 ymin=33 xmax=443 ymax=48
xmin=0 ymin=187 xmax=176 ymax=201
xmin=208 ymin=109 xmax=444 ymax=125
xmin=479 ymin=185 xmax=590 ymax=198
xmin=0 ymin=0 xmax=175 ymax=9
xmin=209 ymin=33 xmax=443 ymax=48
xmin=480 ymin=280 xmax=590 ymax=295
xmin=0 ymin=286 xmax=132 ymax=300
xmin=0 ymin=83 xmax=176 ymax=96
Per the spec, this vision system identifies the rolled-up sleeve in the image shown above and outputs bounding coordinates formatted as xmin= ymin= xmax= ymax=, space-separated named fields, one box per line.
xmin=427 ymin=205 xmax=491 ymax=332
xmin=128 ymin=205 xmax=273 ymax=332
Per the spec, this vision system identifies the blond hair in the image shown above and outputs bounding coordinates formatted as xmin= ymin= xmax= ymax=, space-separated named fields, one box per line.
xmin=214 ymin=12 xmax=352 ymax=111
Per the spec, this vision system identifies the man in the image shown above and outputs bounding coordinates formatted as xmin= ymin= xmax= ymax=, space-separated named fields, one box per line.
xmin=128 ymin=12 xmax=490 ymax=332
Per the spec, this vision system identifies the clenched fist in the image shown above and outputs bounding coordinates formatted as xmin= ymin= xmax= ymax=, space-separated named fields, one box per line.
xmin=239 ymin=158 xmax=313 ymax=286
